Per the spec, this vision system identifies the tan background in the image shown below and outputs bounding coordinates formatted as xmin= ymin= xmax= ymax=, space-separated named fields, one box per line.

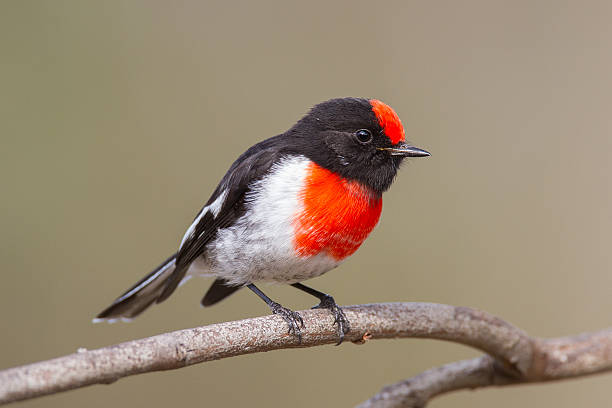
xmin=2 ymin=1 xmax=612 ymax=407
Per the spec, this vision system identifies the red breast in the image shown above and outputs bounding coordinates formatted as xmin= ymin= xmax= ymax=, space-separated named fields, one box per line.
xmin=293 ymin=161 xmax=383 ymax=261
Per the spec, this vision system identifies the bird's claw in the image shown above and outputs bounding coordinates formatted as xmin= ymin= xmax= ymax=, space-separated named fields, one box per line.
xmin=313 ymin=295 xmax=350 ymax=345
xmin=271 ymin=302 xmax=304 ymax=342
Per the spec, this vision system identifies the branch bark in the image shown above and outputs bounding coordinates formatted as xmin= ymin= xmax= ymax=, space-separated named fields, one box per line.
xmin=0 ymin=302 xmax=611 ymax=406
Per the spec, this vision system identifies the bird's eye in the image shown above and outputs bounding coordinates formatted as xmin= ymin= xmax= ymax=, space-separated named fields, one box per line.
xmin=355 ymin=129 xmax=373 ymax=144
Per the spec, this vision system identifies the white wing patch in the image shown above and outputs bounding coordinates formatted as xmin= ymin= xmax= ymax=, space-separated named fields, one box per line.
xmin=179 ymin=189 xmax=228 ymax=249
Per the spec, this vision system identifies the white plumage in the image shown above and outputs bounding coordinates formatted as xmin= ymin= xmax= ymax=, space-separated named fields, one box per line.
xmin=188 ymin=155 xmax=339 ymax=286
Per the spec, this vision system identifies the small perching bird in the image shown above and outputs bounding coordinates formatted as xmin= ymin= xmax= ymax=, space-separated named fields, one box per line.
xmin=95 ymin=97 xmax=430 ymax=343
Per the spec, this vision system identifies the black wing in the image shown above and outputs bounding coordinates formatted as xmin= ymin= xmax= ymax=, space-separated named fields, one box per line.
xmin=156 ymin=139 xmax=288 ymax=303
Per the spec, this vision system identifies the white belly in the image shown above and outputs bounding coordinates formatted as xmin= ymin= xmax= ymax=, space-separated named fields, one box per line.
xmin=193 ymin=156 xmax=340 ymax=286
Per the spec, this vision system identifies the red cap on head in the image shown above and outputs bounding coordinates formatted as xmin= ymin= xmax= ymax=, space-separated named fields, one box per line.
xmin=369 ymin=99 xmax=405 ymax=145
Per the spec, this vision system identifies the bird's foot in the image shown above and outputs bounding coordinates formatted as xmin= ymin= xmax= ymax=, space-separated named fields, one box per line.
xmin=312 ymin=295 xmax=350 ymax=345
xmin=270 ymin=302 xmax=305 ymax=342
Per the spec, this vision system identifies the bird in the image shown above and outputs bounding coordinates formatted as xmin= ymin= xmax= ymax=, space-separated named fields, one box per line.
xmin=95 ymin=97 xmax=430 ymax=343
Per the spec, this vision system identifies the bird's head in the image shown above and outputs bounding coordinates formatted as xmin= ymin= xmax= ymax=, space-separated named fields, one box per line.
xmin=289 ymin=97 xmax=430 ymax=194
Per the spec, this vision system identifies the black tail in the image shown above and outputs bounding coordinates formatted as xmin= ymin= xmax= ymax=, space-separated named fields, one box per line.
xmin=201 ymin=278 xmax=242 ymax=307
xmin=95 ymin=253 xmax=177 ymax=321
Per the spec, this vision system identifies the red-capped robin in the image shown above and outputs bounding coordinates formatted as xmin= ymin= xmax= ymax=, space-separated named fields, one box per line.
xmin=95 ymin=97 xmax=430 ymax=343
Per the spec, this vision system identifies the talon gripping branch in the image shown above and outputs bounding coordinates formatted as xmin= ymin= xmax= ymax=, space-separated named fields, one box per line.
xmin=95 ymin=97 xmax=430 ymax=343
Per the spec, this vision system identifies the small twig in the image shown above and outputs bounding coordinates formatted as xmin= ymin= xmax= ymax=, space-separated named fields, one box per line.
xmin=357 ymin=355 xmax=517 ymax=408
xmin=0 ymin=303 xmax=611 ymax=406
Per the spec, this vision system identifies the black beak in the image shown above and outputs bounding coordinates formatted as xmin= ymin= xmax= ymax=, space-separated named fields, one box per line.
xmin=379 ymin=142 xmax=431 ymax=157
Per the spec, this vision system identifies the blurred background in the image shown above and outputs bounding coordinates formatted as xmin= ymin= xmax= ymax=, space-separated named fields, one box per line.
xmin=2 ymin=1 xmax=612 ymax=406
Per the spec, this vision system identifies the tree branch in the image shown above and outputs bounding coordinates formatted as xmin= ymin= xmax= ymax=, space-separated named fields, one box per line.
xmin=0 ymin=303 xmax=611 ymax=406
xmin=358 ymin=327 xmax=612 ymax=407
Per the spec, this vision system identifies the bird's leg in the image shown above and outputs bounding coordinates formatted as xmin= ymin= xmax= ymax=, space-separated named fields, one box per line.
xmin=291 ymin=283 xmax=349 ymax=345
xmin=247 ymin=284 xmax=304 ymax=342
